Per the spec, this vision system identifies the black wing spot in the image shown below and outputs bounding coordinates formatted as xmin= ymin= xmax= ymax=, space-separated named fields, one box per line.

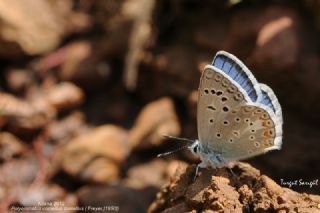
xmin=216 ymin=91 xmax=223 ymax=96
xmin=223 ymin=106 xmax=229 ymax=112
xmin=207 ymin=106 xmax=216 ymax=111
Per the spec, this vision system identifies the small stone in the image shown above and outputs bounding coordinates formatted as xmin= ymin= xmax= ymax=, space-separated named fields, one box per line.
xmin=0 ymin=132 xmax=26 ymax=161
xmin=129 ymin=97 xmax=180 ymax=150
xmin=45 ymin=82 xmax=85 ymax=112
xmin=61 ymin=125 xmax=129 ymax=183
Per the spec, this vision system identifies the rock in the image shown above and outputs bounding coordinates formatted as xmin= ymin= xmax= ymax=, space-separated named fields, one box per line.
xmin=31 ymin=39 xmax=115 ymax=91
xmin=129 ymin=97 xmax=181 ymax=150
xmin=59 ymin=41 xmax=111 ymax=90
xmin=0 ymin=132 xmax=26 ymax=161
xmin=0 ymin=0 xmax=77 ymax=57
xmin=148 ymin=162 xmax=320 ymax=213
xmin=0 ymin=154 xmax=41 ymax=210
xmin=5 ymin=68 xmax=34 ymax=93
xmin=46 ymin=111 xmax=88 ymax=144
xmin=44 ymin=82 xmax=85 ymax=112
xmin=0 ymin=154 xmax=39 ymax=187
xmin=0 ymin=82 xmax=83 ymax=135
xmin=61 ymin=125 xmax=129 ymax=183
xmin=0 ymin=92 xmax=47 ymax=133
xmin=124 ymin=159 xmax=188 ymax=189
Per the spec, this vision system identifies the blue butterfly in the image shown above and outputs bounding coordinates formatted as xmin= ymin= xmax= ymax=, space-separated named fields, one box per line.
xmin=188 ymin=51 xmax=283 ymax=175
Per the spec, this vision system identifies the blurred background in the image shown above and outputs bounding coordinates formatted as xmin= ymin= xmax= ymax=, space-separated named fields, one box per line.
xmin=0 ymin=0 xmax=319 ymax=212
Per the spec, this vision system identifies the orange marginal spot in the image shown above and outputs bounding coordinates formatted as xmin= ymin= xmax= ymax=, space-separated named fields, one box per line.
xmin=262 ymin=120 xmax=271 ymax=127
xmin=263 ymin=129 xmax=275 ymax=137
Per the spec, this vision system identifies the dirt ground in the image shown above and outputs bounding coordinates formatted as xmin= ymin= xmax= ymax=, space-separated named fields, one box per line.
xmin=0 ymin=1 xmax=319 ymax=212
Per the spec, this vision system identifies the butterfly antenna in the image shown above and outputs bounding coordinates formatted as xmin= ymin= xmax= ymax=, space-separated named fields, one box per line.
xmin=157 ymin=144 xmax=190 ymax=158
xmin=163 ymin=135 xmax=195 ymax=144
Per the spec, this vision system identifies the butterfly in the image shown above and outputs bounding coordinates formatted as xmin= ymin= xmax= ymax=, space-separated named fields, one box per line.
xmin=188 ymin=51 xmax=283 ymax=175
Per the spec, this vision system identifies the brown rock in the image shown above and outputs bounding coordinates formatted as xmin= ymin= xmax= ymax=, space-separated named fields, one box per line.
xmin=44 ymin=82 xmax=85 ymax=112
xmin=0 ymin=154 xmax=39 ymax=187
xmin=46 ymin=111 xmax=88 ymax=144
xmin=0 ymin=0 xmax=73 ymax=57
xmin=0 ymin=0 xmax=90 ymax=57
xmin=58 ymin=41 xmax=112 ymax=90
xmin=162 ymin=203 xmax=188 ymax=213
xmin=0 ymin=82 xmax=84 ymax=136
xmin=0 ymin=154 xmax=53 ymax=211
xmin=149 ymin=162 xmax=320 ymax=213
xmin=129 ymin=97 xmax=181 ymax=150
xmin=0 ymin=92 xmax=38 ymax=119
xmin=24 ymin=81 xmax=84 ymax=122
xmin=0 ymin=132 xmax=26 ymax=161
xmin=5 ymin=68 xmax=34 ymax=93
xmin=124 ymin=159 xmax=188 ymax=189
xmin=0 ymin=92 xmax=47 ymax=133
xmin=61 ymin=125 xmax=129 ymax=183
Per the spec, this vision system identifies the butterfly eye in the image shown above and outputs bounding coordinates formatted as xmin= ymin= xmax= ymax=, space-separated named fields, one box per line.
xmin=193 ymin=146 xmax=198 ymax=153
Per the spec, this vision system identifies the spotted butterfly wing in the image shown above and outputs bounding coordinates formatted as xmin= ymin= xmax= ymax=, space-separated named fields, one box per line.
xmin=197 ymin=51 xmax=282 ymax=162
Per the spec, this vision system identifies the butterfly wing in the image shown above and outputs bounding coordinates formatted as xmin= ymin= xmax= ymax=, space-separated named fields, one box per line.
xmin=198 ymin=51 xmax=283 ymax=161
xmin=197 ymin=65 xmax=250 ymax=152
xmin=217 ymin=103 xmax=282 ymax=161
xmin=212 ymin=51 xmax=261 ymax=102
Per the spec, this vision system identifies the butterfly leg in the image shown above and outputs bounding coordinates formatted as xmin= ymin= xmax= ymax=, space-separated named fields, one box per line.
xmin=227 ymin=167 xmax=236 ymax=177
xmin=215 ymin=154 xmax=236 ymax=177
xmin=194 ymin=161 xmax=207 ymax=181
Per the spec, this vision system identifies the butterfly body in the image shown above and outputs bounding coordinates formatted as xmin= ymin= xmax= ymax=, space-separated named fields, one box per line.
xmin=189 ymin=51 xmax=283 ymax=171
